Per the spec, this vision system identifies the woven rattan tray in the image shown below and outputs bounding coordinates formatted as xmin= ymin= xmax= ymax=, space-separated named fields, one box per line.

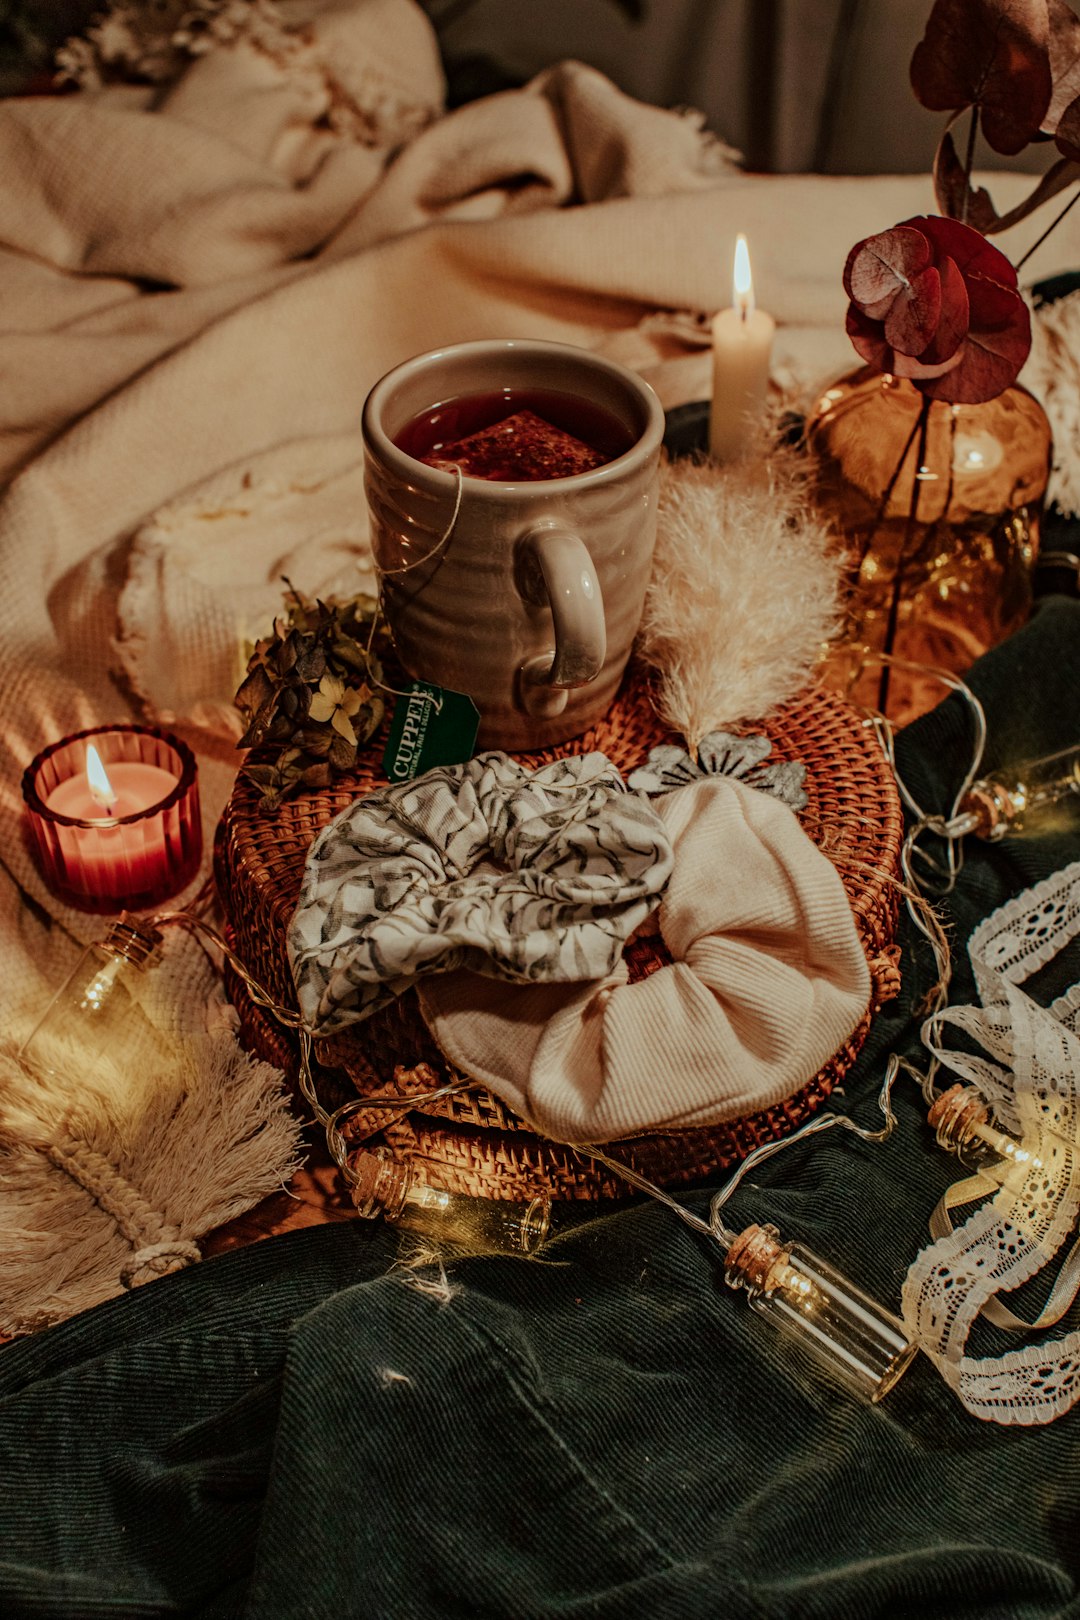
xmin=215 ymin=662 xmax=903 ymax=1201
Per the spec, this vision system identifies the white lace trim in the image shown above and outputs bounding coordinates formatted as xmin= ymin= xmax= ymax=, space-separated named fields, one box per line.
xmin=967 ymin=861 xmax=1080 ymax=996
xmin=1051 ymin=979 xmax=1080 ymax=1035
xmin=905 ymin=861 xmax=1080 ymax=1425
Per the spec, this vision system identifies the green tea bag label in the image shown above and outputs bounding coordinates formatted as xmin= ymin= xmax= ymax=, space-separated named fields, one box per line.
xmin=383 ymin=682 xmax=480 ymax=782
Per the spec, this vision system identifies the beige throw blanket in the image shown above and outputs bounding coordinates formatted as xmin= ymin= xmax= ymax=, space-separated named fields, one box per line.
xmin=1 ymin=0 xmax=1079 ymax=1280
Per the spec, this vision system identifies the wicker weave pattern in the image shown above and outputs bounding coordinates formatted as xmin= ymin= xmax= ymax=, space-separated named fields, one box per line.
xmin=215 ymin=667 xmax=903 ymax=1199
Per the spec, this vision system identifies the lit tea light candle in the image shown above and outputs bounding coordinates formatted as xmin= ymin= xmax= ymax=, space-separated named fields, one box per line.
xmin=709 ymin=234 xmax=776 ymax=463
xmin=22 ymin=725 xmax=202 ymax=914
xmin=45 ymin=743 xmax=178 ymax=822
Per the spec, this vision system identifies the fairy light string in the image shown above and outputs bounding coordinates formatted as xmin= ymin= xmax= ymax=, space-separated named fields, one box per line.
xmin=144 ymin=645 xmax=1057 ymax=1261
xmin=129 ymin=648 xmax=1080 ymax=1415
xmin=146 ymin=651 xmax=969 ymax=1198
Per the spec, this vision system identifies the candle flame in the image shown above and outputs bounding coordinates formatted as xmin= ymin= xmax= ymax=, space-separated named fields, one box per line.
xmin=733 ymin=234 xmax=754 ymax=320
xmin=86 ymin=744 xmax=116 ymax=810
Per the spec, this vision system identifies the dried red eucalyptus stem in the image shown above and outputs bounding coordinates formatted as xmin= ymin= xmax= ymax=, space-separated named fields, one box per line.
xmin=871 ymin=404 xmax=924 ymax=525
xmin=960 ymin=106 xmax=978 ymax=226
xmin=1015 ymin=184 xmax=1080 ymax=273
xmin=877 ymin=394 xmax=933 ymax=714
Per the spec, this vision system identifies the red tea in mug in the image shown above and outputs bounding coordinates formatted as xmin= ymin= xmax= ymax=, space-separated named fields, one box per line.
xmin=393 ymin=387 xmax=635 ymax=481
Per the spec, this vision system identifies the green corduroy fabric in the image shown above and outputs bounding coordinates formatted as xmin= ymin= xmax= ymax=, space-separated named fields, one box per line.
xmin=3 ymin=597 xmax=1080 ymax=1620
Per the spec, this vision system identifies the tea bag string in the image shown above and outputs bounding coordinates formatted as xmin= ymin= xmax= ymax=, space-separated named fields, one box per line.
xmin=362 ymin=464 xmax=465 ymax=715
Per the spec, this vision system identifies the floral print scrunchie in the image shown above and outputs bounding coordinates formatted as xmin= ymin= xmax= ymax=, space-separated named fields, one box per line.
xmin=288 ymin=751 xmax=674 ymax=1033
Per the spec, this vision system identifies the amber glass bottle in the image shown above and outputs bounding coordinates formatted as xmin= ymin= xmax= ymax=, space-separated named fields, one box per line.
xmin=805 ymin=368 xmax=1052 ymax=724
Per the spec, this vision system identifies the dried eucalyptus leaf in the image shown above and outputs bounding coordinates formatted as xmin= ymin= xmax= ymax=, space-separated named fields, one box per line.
xmin=932 ymin=126 xmax=1002 ymax=226
xmin=1047 ymin=0 xmax=1080 ymax=134
xmin=911 ymin=0 xmax=1052 ymax=155
xmin=982 ymin=151 xmax=1080 ymax=229
xmin=1055 ymin=91 xmax=1080 ymax=158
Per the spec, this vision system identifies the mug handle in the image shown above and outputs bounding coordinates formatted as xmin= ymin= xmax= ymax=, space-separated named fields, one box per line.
xmin=516 ymin=527 xmax=607 ymax=718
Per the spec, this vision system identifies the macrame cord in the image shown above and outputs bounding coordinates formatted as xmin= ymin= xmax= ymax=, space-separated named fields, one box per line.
xmin=46 ymin=1132 xmax=202 ymax=1287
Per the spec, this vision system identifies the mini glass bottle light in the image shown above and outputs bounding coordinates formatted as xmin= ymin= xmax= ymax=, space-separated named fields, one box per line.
xmin=954 ymin=744 xmax=1080 ymax=841
xmin=581 ymin=1140 xmax=916 ymax=1404
xmin=350 ymin=1148 xmax=551 ymax=1256
xmin=721 ymin=1220 xmax=916 ymax=1402
xmin=928 ymin=1083 xmax=1076 ymax=1195
xmin=19 ymin=915 xmax=173 ymax=1081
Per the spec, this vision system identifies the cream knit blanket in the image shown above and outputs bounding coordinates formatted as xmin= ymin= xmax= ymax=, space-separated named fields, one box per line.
xmin=3 ymin=0 xmax=1080 ymax=1028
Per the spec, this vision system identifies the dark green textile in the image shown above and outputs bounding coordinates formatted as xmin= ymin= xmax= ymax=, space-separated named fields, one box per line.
xmin=3 ymin=599 xmax=1080 ymax=1620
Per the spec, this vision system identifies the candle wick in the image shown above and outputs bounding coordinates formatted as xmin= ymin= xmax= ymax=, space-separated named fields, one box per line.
xmin=85 ymin=744 xmax=118 ymax=811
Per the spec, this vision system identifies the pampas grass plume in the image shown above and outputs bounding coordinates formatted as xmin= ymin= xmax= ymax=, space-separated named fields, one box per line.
xmin=638 ymin=431 xmax=843 ymax=755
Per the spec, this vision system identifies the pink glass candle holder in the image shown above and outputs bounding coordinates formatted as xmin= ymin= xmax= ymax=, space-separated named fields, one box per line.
xmin=22 ymin=725 xmax=202 ymax=914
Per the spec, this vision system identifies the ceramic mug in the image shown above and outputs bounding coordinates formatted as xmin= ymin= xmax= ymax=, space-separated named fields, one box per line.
xmin=362 ymin=339 xmax=665 ymax=750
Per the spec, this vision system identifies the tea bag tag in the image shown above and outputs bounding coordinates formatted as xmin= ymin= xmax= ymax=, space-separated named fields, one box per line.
xmin=383 ymin=682 xmax=480 ymax=782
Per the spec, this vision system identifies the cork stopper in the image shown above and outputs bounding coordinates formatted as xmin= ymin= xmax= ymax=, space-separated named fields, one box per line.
xmin=956 ymin=783 xmax=1012 ymax=841
xmin=349 ymin=1150 xmax=410 ymax=1221
xmin=100 ymin=916 xmax=163 ymax=969
xmin=927 ymin=1083 xmax=989 ymax=1155
xmin=724 ymin=1222 xmax=786 ymax=1296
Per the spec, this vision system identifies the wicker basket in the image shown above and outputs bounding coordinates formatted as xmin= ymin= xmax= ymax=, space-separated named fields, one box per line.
xmin=215 ymin=666 xmax=903 ymax=1200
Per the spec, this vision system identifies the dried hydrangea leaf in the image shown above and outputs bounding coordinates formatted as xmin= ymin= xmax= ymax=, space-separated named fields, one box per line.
xmin=235 ymin=582 xmax=386 ymax=810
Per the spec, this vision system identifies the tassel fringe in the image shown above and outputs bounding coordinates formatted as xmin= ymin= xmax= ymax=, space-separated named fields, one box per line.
xmin=0 ymin=1029 xmax=303 ymax=1337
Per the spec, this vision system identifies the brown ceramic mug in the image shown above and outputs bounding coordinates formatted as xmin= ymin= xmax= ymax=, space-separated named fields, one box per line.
xmin=362 ymin=339 xmax=664 ymax=750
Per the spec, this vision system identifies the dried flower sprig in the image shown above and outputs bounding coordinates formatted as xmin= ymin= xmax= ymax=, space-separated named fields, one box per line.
xmin=234 ymin=582 xmax=386 ymax=811
xmin=911 ymin=0 xmax=1080 ymax=243
xmin=840 ymin=0 xmax=1080 ymax=407
xmin=843 ymin=213 xmax=1031 ymax=402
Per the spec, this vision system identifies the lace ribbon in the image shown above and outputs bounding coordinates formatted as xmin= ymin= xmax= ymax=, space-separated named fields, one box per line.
xmin=902 ymin=861 xmax=1080 ymax=1424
